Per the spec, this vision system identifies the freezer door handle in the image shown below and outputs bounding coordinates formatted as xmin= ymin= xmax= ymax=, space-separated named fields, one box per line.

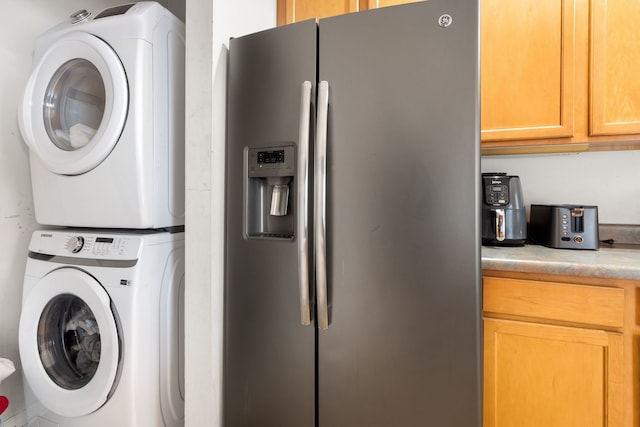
xmin=298 ymin=81 xmax=312 ymax=326
xmin=315 ymin=81 xmax=330 ymax=330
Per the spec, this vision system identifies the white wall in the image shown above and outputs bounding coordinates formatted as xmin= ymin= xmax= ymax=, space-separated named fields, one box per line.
xmin=0 ymin=2 xmax=40 ymax=418
xmin=482 ymin=150 xmax=640 ymax=224
xmin=184 ymin=0 xmax=275 ymax=425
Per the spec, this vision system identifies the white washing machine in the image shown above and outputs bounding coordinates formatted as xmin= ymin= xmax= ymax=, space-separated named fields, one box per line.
xmin=18 ymin=2 xmax=185 ymax=229
xmin=18 ymin=229 xmax=184 ymax=427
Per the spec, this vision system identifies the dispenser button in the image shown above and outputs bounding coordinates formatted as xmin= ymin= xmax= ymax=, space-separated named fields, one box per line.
xmin=270 ymin=184 xmax=290 ymax=216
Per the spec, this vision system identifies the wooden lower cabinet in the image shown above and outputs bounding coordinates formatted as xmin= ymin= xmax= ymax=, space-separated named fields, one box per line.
xmin=483 ymin=274 xmax=631 ymax=427
xmin=484 ymin=318 xmax=623 ymax=426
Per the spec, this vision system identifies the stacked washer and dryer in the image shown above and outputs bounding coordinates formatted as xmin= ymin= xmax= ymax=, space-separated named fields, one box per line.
xmin=17 ymin=3 xmax=186 ymax=426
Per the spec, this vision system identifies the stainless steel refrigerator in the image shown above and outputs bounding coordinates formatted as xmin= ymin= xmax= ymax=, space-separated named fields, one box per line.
xmin=224 ymin=2 xmax=481 ymax=426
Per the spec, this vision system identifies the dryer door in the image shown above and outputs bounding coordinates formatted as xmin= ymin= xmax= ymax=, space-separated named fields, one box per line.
xmin=19 ymin=268 xmax=121 ymax=417
xmin=19 ymin=31 xmax=128 ymax=175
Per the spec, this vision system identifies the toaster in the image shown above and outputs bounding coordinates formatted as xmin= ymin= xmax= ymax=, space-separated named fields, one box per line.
xmin=529 ymin=204 xmax=599 ymax=250
xmin=481 ymin=173 xmax=527 ymax=246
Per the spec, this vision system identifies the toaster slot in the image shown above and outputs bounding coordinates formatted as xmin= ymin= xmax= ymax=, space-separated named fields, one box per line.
xmin=571 ymin=207 xmax=584 ymax=233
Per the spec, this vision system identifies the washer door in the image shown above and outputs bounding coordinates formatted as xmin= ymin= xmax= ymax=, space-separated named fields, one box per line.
xmin=19 ymin=268 xmax=121 ymax=417
xmin=19 ymin=31 xmax=128 ymax=175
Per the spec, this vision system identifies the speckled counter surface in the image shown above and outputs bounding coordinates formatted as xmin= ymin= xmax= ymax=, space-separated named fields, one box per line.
xmin=482 ymin=244 xmax=640 ymax=281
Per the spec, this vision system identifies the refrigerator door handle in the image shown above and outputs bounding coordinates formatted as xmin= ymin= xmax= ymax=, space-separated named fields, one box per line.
xmin=315 ymin=80 xmax=330 ymax=330
xmin=298 ymin=81 xmax=312 ymax=326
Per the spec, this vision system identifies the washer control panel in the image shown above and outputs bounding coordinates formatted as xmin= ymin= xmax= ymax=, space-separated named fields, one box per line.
xmin=31 ymin=231 xmax=143 ymax=260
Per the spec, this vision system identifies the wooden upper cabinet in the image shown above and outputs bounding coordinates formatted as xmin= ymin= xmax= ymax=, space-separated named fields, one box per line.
xmin=277 ymin=0 xmax=422 ymax=26
xmin=480 ymin=0 xmax=576 ymax=142
xmin=277 ymin=0 xmax=359 ymax=25
xmin=590 ymin=0 xmax=640 ymax=136
xmin=482 ymin=0 xmax=640 ymax=148
xmin=361 ymin=0 xmax=419 ymax=7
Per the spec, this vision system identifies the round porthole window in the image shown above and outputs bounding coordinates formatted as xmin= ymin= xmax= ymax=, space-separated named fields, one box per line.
xmin=43 ymin=59 xmax=106 ymax=152
xmin=37 ymin=293 xmax=101 ymax=390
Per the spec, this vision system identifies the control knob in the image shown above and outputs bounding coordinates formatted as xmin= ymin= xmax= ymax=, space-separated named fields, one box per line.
xmin=67 ymin=236 xmax=85 ymax=254
xmin=70 ymin=9 xmax=91 ymax=24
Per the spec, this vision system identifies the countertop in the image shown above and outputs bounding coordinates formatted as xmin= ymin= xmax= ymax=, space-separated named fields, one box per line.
xmin=482 ymin=244 xmax=640 ymax=281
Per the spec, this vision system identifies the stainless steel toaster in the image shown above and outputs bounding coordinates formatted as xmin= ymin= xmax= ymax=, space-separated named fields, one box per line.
xmin=529 ymin=204 xmax=599 ymax=250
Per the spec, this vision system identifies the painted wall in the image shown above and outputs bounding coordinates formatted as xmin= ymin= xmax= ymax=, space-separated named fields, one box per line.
xmin=184 ymin=0 xmax=275 ymax=425
xmin=482 ymin=150 xmax=640 ymax=224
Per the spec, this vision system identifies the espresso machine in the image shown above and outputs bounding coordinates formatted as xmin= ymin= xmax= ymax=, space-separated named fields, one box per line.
xmin=481 ymin=173 xmax=527 ymax=246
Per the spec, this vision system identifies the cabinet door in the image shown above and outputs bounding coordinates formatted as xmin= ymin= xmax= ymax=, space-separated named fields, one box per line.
xmin=484 ymin=318 xmax=623 ymax=427
xmin=277 ymin=0 xmax=359 ymax=25
xmin=278 ymin=0 xmax=424 ymax=25
xmin=590 ymin=0 xmax=640 ymax=136
xmin=361 ymin=0 xmax=421 ymax=8
xmin=481 ymin=0 xmax=576 ymax=142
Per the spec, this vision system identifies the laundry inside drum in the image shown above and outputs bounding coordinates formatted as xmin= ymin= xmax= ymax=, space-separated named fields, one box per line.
xmin=37 ymin=294 xmax=101 ymax=389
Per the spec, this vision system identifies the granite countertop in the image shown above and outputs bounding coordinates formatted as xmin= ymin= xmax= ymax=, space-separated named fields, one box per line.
xmin=482 ymin=244 xmax=640 ymax=281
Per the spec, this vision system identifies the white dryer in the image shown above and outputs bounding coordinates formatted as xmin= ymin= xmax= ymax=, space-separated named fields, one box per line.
xmin=19 ymin=229 xmax=184 ymax=427
xmin=18 ymin=2 xmax=185 ymax=229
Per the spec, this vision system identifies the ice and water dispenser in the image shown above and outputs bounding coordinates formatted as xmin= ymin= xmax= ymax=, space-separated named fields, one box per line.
xmin=245 ymin=145 xmax=296 ymax=239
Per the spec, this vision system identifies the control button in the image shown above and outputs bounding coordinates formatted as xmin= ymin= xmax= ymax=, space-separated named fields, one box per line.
xmin=67 ymin=236 xmax=85 ymax=253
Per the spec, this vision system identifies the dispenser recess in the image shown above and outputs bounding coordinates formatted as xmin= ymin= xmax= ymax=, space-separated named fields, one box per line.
xmin=245 ymin=145 xmax=296 ymax=239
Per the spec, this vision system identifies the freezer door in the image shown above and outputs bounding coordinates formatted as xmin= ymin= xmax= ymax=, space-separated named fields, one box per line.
xmin=224 ymin=20 xmax=317 ymax=427
xmin=317 ymin=2 xmax=481 ymax=426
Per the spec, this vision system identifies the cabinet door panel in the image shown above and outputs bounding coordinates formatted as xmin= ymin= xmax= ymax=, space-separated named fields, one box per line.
xmin=483 ymin=277 xmax=625 ymax=328
xmin=277 ymin=0 xmax=359 ymax=25
xmin=590 ymin=0 xmax=640 ymax=136
xmin=484 ymin=318 xmax=623 ymax=427
xmin=362 ymin=0 xmax=421 ymax=8
xmin=481 ymin=0 xmax=575 ymax=141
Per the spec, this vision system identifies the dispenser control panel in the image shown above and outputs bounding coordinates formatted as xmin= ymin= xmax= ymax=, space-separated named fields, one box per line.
xmin=257 ymin=150 xmax=285 ymax=164
xmin=248 ymin=146 xmax=295 ymax=178
xmin=245 ymin=145 xmax=296 ymax=240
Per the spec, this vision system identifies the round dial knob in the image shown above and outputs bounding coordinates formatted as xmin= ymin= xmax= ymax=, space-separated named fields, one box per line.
xmin=67 ymin=236 xmax=85 ymax=254
xmin=70 ymin=9 xmax=91 ymax=24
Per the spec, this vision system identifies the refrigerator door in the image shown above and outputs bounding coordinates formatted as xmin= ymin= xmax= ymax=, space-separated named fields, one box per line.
xmin=225 ymin=20 xmax=317 ymax=427
xmin=317 ymin=2 xmax=481 ymax=426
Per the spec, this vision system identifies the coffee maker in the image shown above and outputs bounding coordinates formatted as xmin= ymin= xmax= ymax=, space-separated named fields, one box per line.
xmin=482 ymin=173 xmax=527 ymax=246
